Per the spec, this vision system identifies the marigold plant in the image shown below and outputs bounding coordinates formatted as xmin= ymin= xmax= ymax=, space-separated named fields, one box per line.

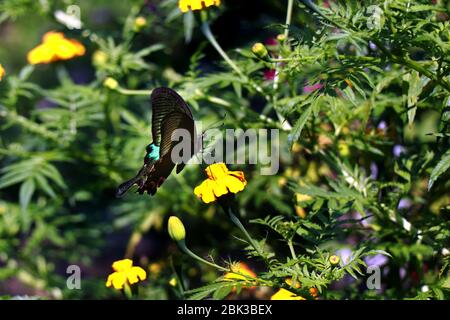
xmin=0 ymin=0 xmax=449 ymax=301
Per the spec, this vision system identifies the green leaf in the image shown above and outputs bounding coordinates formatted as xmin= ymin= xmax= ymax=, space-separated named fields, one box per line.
xmin=428 ymin=150 xmax=450 ymax=190
xmin=212 ymin=285 xmax=233 ymax=300
xmin=288 ymin=103 xmax=314 ymax=149
xmin=19 ymin=178 xmax=35 ymax=210
xmin=403 ymin=71 xmax=426 ymax=126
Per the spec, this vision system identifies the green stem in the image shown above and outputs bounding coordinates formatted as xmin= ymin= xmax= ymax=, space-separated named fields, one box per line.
xmin=201 ymin=21 xmax=244 ymax=77
xmin=227 ymin=208 xmax=265 ymax=258
xmin=123 ymin=282 xmax=133 ymax=299
xmin=284 ymin=0 xmax=294 ymax=37
xmin=117 ymin=88 xmax=153 ymax=96
xmin=271 ymin=0 xmax=295 ymax=130
xmin=200 ymin=21 xmax=270 ymax=101
xmin=178 ymin=239 xmax=228 ymax=272
xmin=287 ymin=240 xmax=297 ymax=260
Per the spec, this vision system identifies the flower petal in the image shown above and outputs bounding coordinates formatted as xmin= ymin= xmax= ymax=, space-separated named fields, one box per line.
xmin=27 ymin=44 xmax=55 ymax=64
xmin=194 ymin=180 xmax=217 ymax=203
xmin=106 ymin=272 xmax=126 ymax=289
xmin=127 ymin=266 xmax=147 ymax=284
xmin=112 ymin=258 xmax=133 ymax=272
xmin=270 ymin=288 xmax=305 ymax=300
xmin=211 ymin=180 xmax=228 ymax=198
xmin=223 ymin=175 xmax=245 ymax=194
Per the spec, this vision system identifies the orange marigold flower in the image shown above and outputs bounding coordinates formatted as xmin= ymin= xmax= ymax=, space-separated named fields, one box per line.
xmin=178 ymin=0 xmax=220 ymax=13
xmin=309 ymin=287 xmax=319 ymax=298
xmin=106 ymin=259 xmax=147 ymax=290
xmin=27 ymin=31 xmax=85 ymax=65
xmin=0 ymin=64 xmax=5 ymax=81
xmin=271 ymin=288 xmax=306 ymax=300
xmin=194 ymin=163 xmax=247 ymax=203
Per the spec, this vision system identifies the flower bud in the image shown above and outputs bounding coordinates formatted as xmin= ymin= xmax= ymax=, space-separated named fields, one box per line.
xmin=338 ymin=141 xmax=350 ymax=157
xmin=134 ymin=16 xmax=147 ymax=31
xmin=168 ymin=216 xmax=186 ymax=242
xmin=329 ymin=255 xmax=340 ymax=265
xmin=169 ymin=277 xmax=177 ymax=287
xmin=0 ymin=64 xmax=5 ymax=81
xmin=276 ymin=34 xmax=286 ymax=42
xmin=309 ymin=287 xmax=318 ymax=298
xmin=103 ymin=77 xmax=118 ymax=90
xmin=251 ymin=42 xmax=268 ymax=59
xmin=93 ymin=50 xmax=108 ymax=66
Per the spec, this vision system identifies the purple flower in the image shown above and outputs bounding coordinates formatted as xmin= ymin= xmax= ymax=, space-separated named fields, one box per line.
xmin=364 ymin=254 xmax=388 ymax=267
xmin=265 ymin=37 xmax=278 ymax=46
xmin=336 ymin=248 xmax=353 ymax=265
xmin=393 ymin=145 xmax=406 ymax=157
xmin=264 ymin=69 xmax=276 ymax=81
xmin=370 ymin=162 xmax=378 ymax=179
xmin=354 ymin=211 xmax=373 ymax=228
xmin=303 ymin=83 xmax=323 ymax=94
xmin=398 ymin=198 xmax=412 ymax=210
xmin=399 ymin=267 xmax=407 ymax=279
xmin=377 ymin=121 xmax=387 ymax=130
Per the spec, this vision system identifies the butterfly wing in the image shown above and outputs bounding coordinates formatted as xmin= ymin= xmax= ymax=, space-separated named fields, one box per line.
xmin=151 ymin=87 xmax=193 ymax=146
xmin=140 ymin=112 xmax=195 ymax=195
xmin=116 ymin=87 xmax=195 ymax=198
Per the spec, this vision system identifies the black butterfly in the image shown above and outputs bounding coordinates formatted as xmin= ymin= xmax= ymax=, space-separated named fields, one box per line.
xmin=116 ymin=87 xmax=196 ymax=197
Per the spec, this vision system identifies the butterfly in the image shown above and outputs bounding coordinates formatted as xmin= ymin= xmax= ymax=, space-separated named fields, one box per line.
xmin=116 ymin=87 xmax=196 ymax=197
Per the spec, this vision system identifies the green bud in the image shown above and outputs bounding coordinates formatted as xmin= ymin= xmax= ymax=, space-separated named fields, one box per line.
xmin=168 ymin=216 xmax=186 ymax=242
xmin=276 ymin=34 xmax=286 ymax=42
xmin=251 ymin=42 xmax=268 ymax=59
xmin=103 ymin=77 xmax=118 ymax=90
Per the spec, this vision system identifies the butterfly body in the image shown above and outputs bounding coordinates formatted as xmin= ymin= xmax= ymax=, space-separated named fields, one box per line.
xmin=116 ymin=87 xmax=196 ymax=198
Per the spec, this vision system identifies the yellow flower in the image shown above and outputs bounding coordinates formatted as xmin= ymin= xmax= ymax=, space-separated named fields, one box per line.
xmin=194 ymin=163 xmax=247 ymax=204
xmin=224 ymin=262 xmax=256 ymax=281
xmin=178 ymin=0 xmax=221 ymax=12
xmin=296 ymin=193 xmax=312 ymax=203
xmin=149 ymin=262 xmax=163 ymax=276
xmin=285 ymin=277 xmax=301 ymax=289
xmin=329 ymin=255 xmax=340 ymax=265
xmin=168 ymin=216 xmax=186 ymax=241
xmin=295 ymin=205 xmax=306 ymax=218
xmin=27 ymin=31 xmax=85 ymax=65
xmin=106 ymin=259 xmax=147 ymax=290
xmin=271 ymin=288 xmax=306 ymax=300
xmin=338 ymin=140 xmax=350 ymax=157
xmin=169 ymin=277 xmax=178 ymax=287
xmin=0 ymin=64 xmax=5 ymax=81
